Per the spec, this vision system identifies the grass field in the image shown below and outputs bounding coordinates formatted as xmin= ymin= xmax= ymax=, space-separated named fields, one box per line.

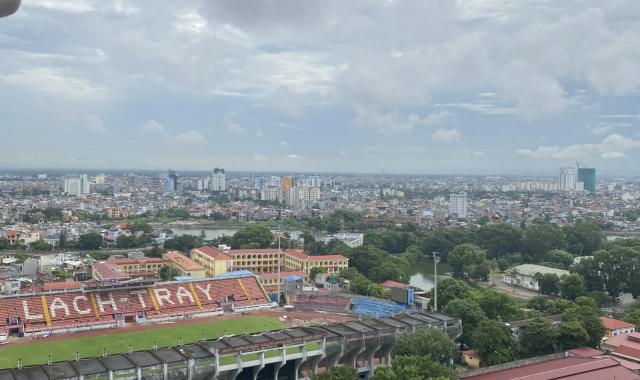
xmin=0 ymin=316 xmax=284 ymax=369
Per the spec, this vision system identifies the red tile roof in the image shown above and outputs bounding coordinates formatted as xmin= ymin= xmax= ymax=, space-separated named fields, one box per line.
xmin=43 ymin=281 xmax=82 ymax=291
xmin=308 ymin=255 xmax=348 ymax=261
xmin=92 ymin=262 xmax=128 ymax=281
xmin=192 ymin=246 xmax=232 ymax=260
xmin=600 ymin=317 xmax=635 ymax=330
xmin=227 ymin=248 xmax=281 ymax=254
xmin=604 ymin=332 xmax=640 ymax=351
xmin=464 ymin=357 xmax=638 ymax=380
xmin=284 ymin=249 xmax=347 ymax=262
xmin=163 ymin=251 xmax=205 ymax=271
xmin=382 ymin=280 xmax=409 ymax=289
xmin=567 ymin=347 xmax=603 ymax=357
xmin=107 ymin=257 xmax=166 ymax=265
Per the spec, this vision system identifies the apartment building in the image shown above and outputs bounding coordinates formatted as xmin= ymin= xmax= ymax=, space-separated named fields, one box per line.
xmin=105 ymin=257 xmax=167 ymax=277
xmin=190 ymin=246 xmax=233 ymax=277
xmin=163 ymin=251 xmax=206 ymax=277
xmin=283 ymin=249 xmax=349 ymax=275
xmin=225 ymin=248 xmax=282 ymax=273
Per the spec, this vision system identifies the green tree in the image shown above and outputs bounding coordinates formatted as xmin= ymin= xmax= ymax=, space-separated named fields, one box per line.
xmin=443 ymin=298 xmax=486 ymax=345
xmin=521 ymin=223 xmax=566 ymax=262
xmin=312 ymin=365 xmax=359 ymax=380
xmin=545 ymin=249 xmax=574 ymax=269
xmin=536 ymin=273 xmax=560 ymax=295
xmin=573 ymin=256 xmax=604 ymax=292
xmin=558 ymin=273 xmax=586 ymax=300
xmin=557 ymin=320 xmax=589 ymax=349
xmin=77 ymin=232 xmax=103 ymax=250
xmin=474 ymin=223 xmax=522 ymax=259
xmin=29 ymin=240 xmax=53 ymax=251
xmin=58 ymin=231 xmax=67 ymax=249
xmin=326 ymin=239 xmax=352 ymax=256
xmin=475 ymin=289 xmax=521 ymax=320
xmin=434 ymin=278 xmax=474 ymax=310
xmin=116 ymin=235 xmax=138 ymax=249
xmin=471 ymin=319 xmax=515 ymax=365
xmin=563 ymin=222 xmax=604 ymax=256
xmin=0 ymin=237 xmax=9 ymax=250
xmin=301 ymin=231 xmax=316 ymax=246
xmin=42 ymin=208 xmax=64 ymax=222
xmin=349 ymin=245 xmax=410 ymax=283
xmin=309 ymin=267 xmax=324 ymax=283
xmin=371 ymin=355 xmax=456 ymax=380
xmin=394 ymin=328 xmax=457 ymax=361
xmin=520 ymin=318 xmax=559 ymax=356
xmin=542 ymin=298 xmax=576 ymax=315
xmin=163 ymin=235 xmax=203 ymax=252
xmin=147 ymin=243 xmax=164 ymax=258
xmin=130 ymin=222 xmax=153 ymax=233
xmin=623 ymin=309 xmax=640 ymax=328
xmin=561 ymin=302 xmax=606 ymax=348
xmin=448 ymin=244 xmax=491 ymax=281
xmin=159 ymin=266 xmax=173 ymax=281
xmin=231 ymin=225 xmax=274 ymax=248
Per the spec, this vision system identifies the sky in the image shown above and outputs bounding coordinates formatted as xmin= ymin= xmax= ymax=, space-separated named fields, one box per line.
xmin=0 ymin=0 xmax=639 ymax=175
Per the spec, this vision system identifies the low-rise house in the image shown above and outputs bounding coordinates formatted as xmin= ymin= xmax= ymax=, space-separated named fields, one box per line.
xmin=502 ymin=264 xmax=569 ymax=291
xmin=601 ymin=317 xmax=636 ymax=338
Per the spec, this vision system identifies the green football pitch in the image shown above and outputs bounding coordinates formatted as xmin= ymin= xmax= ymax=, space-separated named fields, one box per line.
xmin=0 ymin=316 xmax=284 ymax=369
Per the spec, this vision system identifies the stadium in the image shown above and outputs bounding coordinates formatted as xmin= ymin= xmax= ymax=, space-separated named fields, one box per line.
xmin=0 ymin=270 xmax=460 ymax=380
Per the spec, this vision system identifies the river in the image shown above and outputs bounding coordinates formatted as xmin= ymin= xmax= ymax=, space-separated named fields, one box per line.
xmin=409 ymin=261 xmax=452 ymax=292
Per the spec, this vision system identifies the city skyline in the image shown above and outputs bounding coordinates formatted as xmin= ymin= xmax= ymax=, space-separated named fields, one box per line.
xmin=1 ymin=1 xmax=640 ymax=175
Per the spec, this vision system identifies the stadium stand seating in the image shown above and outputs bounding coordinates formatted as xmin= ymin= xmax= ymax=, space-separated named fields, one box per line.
xmin=292 ymin=294 xmax=352 ymax=313
xmin=0 ymin=275 xmax=272 ymax=335
xmin=349 ymin=297 xmax=407 ymax=317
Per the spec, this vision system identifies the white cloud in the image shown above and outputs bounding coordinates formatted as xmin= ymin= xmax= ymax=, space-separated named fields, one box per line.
xmin=438 ymin=102 xmax=517 ymax=116
xmin=432 ymin=129 xmax=462 ymax=143
xmin=172 ymin=130 xmax=206 ymax=145
xmin=27 ymin=0 xmax=95 ymax=13
xmin=2 ymin=68 xmax=106 ymax=101
xmin=496 ymin=61 xmax=567 ymax=119
xmin=286 ymin=153 xmax=300 ymax=159
xmin=173 ymin=11 xmax=208 ymax=36
xmin=141 ymin=120 xmax=166 ymax=135
xmin=253 ymin=153 xmax=268 ymax=161
xmin=601 ymin=152 xmax=627 ymax=159
xmin=84 ymin=114 xmax=108 ymax=135
xmin=517 ymin=134 xmax=640 ymax=159
xmin=277 ymin=122 xmax=303 ymax=131
xmin=355 ymin=108 xmax=452 ymax=136
xmin=224 ymin=111 xmax=246 ymax=134
xmin=225 ymin=121 xmax=245 ymax=134
xmin=589 ymin=125 xmax=616 ymax=136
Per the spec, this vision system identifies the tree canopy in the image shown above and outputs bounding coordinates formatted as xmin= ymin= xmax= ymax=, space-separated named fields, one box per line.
xmin=77 ymin=232 xmax=103 ymax=250
xmin=231 ymin=225 xmax=274 ymax=248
